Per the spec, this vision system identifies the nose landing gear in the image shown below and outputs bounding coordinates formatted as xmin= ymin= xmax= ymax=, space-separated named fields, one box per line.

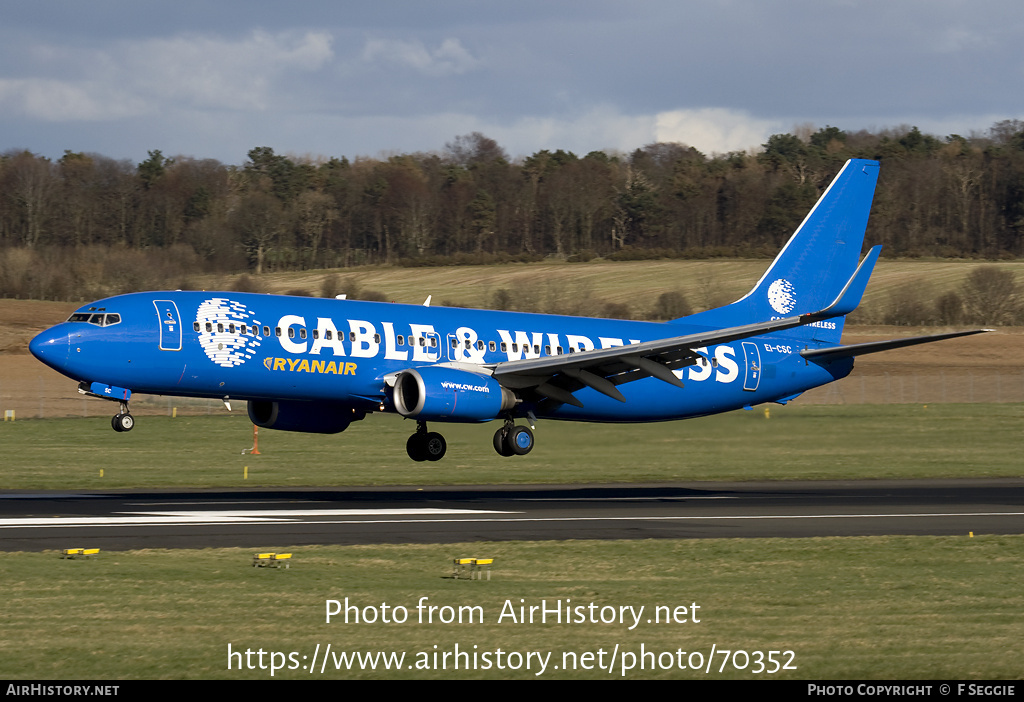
xmin=111 ymin=401 xmax=134 ymax=432
xmin=77 ymin=384 xmax=136 ymax=433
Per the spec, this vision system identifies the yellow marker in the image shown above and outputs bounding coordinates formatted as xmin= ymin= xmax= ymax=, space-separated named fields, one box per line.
xmin=969 ymin=532 xmax=974 ymax=538
xmin=172 ymin=407 xmax=177 ymax=418
xmin=99 ymin=469 xmax=104 ymax=478
xmin=244 ymin=466 xmax=248 ymax=480
xmin=764 ymin=407 xmax=770 ymax=419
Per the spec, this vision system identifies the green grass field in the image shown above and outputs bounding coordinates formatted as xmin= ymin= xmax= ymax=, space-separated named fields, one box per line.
xmin=0 ymin=404 xmax=1020 ymax=489
xmin=1 ymin=536 xmax=1020 ymax=679
xmin=2 ymin=405 xmax=1021 ymax=680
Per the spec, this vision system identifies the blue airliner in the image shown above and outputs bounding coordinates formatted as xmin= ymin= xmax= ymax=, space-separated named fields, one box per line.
xmin=30 ymin=159 xmax=984 ymax=461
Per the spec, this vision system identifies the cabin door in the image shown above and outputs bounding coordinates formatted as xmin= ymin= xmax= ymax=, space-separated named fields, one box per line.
xmin=154 ymin=300 xmax=182 ymax=351
xmin=741 ymin=341 xmax=761 ymax=392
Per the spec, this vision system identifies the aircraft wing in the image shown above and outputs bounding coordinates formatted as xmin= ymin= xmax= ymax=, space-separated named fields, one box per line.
xmin=491 ymin=310 xmax=836 ymax=407
xmin=491 ymin=247 xmax=882 ymax=408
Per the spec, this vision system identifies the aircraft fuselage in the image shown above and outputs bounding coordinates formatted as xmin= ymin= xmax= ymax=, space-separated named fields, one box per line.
xmin=32 ymin=291 xmax=850 ymax=425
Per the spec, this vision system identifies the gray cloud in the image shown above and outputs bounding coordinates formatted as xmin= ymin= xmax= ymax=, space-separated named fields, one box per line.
xmin=1 ymin=1 xmax=1021 ymax=163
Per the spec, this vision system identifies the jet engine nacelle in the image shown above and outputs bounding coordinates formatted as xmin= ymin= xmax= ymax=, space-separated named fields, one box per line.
xmin=393 ymin=366 xmax=516 ymax=422
xmin=247 ymin=399 xmax=362 ymax=434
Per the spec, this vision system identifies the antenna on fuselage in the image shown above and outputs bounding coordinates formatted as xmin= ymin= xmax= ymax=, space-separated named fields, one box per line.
xmin=423 ymin=295 xmax=432 ymax=307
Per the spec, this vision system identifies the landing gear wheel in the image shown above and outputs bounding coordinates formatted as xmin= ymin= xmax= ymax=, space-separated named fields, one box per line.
xmin=493 ymin=427 xmax=514 ymax=457
xmin=423 ymin=432 xmax=447 ymax=461
xmin=407 ymin=421 xmax=447 ymax=462
xmin=507 ymin=425 xmax=534 ymax=456
xmin=112 ymin=413 xmax=134 ymax=433
xmin=406 ymin=433 xmax=428 ymax=462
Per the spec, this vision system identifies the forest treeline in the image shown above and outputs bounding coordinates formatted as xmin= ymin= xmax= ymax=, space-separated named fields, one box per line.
xmin=2 ymin=122 xmax=1023 ymax=310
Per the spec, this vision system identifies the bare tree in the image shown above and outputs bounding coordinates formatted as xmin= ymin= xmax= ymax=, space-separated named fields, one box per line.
xmin=7 ymin=151 xmax=56 ymax=248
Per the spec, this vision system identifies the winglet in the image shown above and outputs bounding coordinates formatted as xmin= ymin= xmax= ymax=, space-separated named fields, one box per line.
xmin=802 ymin=245 xmax=880 ymax=322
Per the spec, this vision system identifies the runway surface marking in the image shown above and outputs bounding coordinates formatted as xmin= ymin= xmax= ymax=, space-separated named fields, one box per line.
xmin=228 ymin=510 xmax=1024 ymax=525
xmin=2 ymin=509 xmax=1021 ymax=529
xmin=0 ymin=508 xmax=515 ymax=528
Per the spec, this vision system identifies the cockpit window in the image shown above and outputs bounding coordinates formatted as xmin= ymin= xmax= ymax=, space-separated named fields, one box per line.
xmin=67 ymin=312 xmax=122 ymax=327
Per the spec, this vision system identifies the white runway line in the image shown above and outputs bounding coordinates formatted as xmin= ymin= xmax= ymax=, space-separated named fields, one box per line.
xmin=0 ymin=507 xmax=515 ymax=528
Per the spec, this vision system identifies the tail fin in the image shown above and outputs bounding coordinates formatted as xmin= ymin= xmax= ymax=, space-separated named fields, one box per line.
xmin=676 ymin=158 xmax=880 ymax=344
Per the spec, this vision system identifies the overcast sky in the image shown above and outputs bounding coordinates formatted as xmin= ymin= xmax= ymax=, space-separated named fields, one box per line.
xmin=2 ymin=1 xmax=1022 ymax=165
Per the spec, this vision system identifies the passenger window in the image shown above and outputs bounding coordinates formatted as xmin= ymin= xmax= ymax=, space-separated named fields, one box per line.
xmin=194 ymin=322 xmax=201 ymax=332
xmin=275 ymin=327 xmax=282 ymax=337
xmin=312 ymin=329 xmax=319 ymax=339
xmin=206 ymin=322 xmax=213 ymax=332
xmin=349 ymin=331 xmax=356 ymax=342
xmin=374 ymin=334 xmax=381 ymax=344
xmin=476 ymin=341 xmax=484 ymax=351
xmin=263 ymin=326 xmax=270 ymax=337
xmin=397 ymin=335 xmax=405 ymax=346
xmin=325 ymin=330 xmax=332 ymax=340
xmin=545 ymin=345 xmax=551 ymax=355
xmin=500 ymin=342 xmax=507 ymax=352
xmin=430 ymin=338 xmax=437 ymax=348
xmin=299 ymin=329 xmax=307 ymax=340
xmin=229 ymin=324 xmax=236 ymax=334
xmin=217 ymin=323 xmax=224 ymax=333
xmin=288 ymin=328 xmax=295 ymax=338
xmin=489 ymin=341 xmax=496 ymax=352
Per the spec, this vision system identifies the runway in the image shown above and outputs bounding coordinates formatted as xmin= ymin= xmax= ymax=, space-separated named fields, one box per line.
xmin=2 ymin=478 xmax=1022 ymax=551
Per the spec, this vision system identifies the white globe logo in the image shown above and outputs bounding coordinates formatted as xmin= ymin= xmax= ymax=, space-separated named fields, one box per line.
xmin=196 ymin=298 xmax=263 ymax=367
xmin=767 ymin=279 xmax=796 ymax=315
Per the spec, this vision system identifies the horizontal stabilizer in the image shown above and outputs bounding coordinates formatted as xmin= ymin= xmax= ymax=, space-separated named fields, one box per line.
xmin=800 ymin=329 xmax=991 ymax=363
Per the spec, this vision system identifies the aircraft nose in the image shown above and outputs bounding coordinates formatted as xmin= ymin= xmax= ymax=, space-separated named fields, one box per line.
xmin=29 ymin=326 xmax=70 ymax=370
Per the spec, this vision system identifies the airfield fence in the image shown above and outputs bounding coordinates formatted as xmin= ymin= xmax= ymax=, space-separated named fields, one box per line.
xmin=1 ymin=369 xmax=1022 ymax=420
xmin=798 ymin=370 xmax=1024 ymax=406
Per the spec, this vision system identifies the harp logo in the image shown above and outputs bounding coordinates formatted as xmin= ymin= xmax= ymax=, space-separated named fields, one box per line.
xmin=767 ymin=279 xmax=796 ymax=315
xmin=196 ymin=298 xmax=263 ymax=367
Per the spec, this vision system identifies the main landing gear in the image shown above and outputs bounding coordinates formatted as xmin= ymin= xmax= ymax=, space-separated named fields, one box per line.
xmin=406 ymin=421 xmax=447 ymax=462
xmin=404 ymin=419 xmax=535 ymax=461
xmin=493 ymin=419 xmax=534 ymax=457
xmin=111 ymin=401 xmax=134 ymax=433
